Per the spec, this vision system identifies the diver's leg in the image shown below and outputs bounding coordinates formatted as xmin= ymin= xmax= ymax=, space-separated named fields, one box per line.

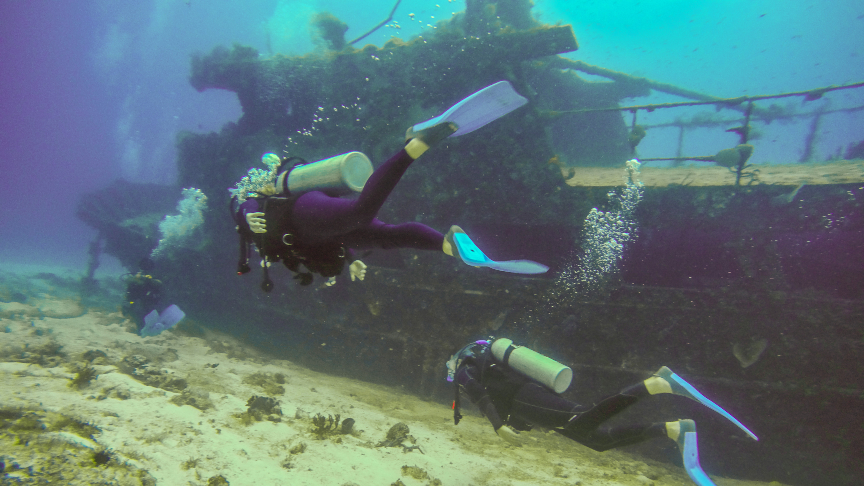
xmin=507 ymin=382 xmax=665 ymax=451
xmin=560 ymin=422 xmax=669 ymax=452
xmin=292 ymin=148 xmax=430 ymax=238
xmin=510 ymin=378 xmax=659 ymax=451
xmin=563 ymin=381 xmax=647 ymax=432
xmin=342 ymin=219 xmax=445 ymax=251
xmin=509 ymin=382 xmax=586 ymax=428
xmin=291 ymin=121 xmax=457 ymax=238
xmin=510 ymin=381 xmax=650 ymax=430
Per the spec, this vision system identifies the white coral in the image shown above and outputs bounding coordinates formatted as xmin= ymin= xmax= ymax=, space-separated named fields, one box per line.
xmin=228 ymin=153 xmax=281 ymax=203
xmin=151 ymin=188 xmax=208 ymax=259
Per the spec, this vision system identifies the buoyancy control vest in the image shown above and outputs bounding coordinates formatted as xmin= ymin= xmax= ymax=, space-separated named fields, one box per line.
xmin=233 ymin=193 xmax=348 ymax=292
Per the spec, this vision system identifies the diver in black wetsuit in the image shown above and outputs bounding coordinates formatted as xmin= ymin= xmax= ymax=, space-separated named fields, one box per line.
xmin=446 ymin=339 xmax=758 ymax=486
xmin=121 ymin=258 xmax=163 ymax=332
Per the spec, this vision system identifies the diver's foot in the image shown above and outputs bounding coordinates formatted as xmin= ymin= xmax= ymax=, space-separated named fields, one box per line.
xmin=644 ymin=366 xmax=678 ymax=395
xmin=647 ymin=367 xmax=758 ymax=441
xmin=667 ymin=420 xmax=717 ymax=486
xmin=443 ymin=225 xmax=466 ymax=257
xmin=405 ymin=122 xmax=458 ymax=159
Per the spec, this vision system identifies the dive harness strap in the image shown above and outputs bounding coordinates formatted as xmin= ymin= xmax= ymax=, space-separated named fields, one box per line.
xmin=499 ymin=342 xmax=517 ymax=367
xmin=232 ymin=196 xmax=253 ymax=276
xmin=257 ymin=195 xmax=301 ymax=292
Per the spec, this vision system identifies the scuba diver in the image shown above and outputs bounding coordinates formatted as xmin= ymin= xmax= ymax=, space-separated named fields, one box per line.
xmin=232 ymin=82 xmax=548 ymax=292
xmin=121 ymin=257 xmax=186 ymax=337
xmin=446 ymin=338 xmax=759 ymax=486
xmin=121 ymin=257 xmax=163 ymax=332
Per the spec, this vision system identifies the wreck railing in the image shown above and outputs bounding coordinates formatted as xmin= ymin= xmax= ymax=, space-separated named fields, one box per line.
xmin=546 ymin=61 xmax=864 ymax=186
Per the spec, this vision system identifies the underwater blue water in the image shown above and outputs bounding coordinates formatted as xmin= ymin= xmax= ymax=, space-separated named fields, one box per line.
xmin=1 ymin=0 xmax=862 ymax=271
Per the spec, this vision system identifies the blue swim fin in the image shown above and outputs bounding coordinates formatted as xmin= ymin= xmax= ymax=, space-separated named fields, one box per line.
xmin=411 ymin=81 xmax=528 ymax=138
xmin=453 ymin=232 xmax=549 ymax=275
xmin=656 ymin=367 xmax=758 ymax=441
xmin=676 ymin=420 xmax=717 ymax=486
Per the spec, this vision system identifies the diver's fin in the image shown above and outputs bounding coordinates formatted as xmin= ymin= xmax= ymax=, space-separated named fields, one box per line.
xmin=655 ymin=367 xmax=758 ymax=441
xmin=411 ymin=81 xmax=528 ymax=138
xmin=140 ymin=305 xmax=185 ymax=337
xmin=453 ymin=232 xmax=549 ymax=275
xmin=142 ymin=310 xmax=159 ymax=330
xmin=674 ymin=420 xmax=717 ymax=486
xmin=159 ymin=304 xmax=186 ymax=329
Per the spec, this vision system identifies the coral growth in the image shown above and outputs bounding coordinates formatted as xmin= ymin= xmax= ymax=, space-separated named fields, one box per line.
xmin=150 ymin=187 xmax=208 ymax=259
xmin=235 ymin=395 xmax=282 ymax=424
xmin=312 ymin=12 xmax=348 ymax=51
xmin=228 ymin=153 xmax=281 ymax=203
xmin=310 ymin=413 xmax=341 ymax=439
xmin=68 ymin=363 xmax=99 ymax=389
xmin=376 ymin=422 xmax=421 ymax=452
xmin=207 ymin=476 xmax=230 ymax=486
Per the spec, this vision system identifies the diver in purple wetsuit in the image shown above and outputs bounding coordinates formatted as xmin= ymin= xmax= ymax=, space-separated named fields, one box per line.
xmin=446 ymin=339 xmax=759 ymax=486
xmin=232 ymin=81 xmax=548 ymax=290
xmin=233 ymin=122 xmax=468 ymax=290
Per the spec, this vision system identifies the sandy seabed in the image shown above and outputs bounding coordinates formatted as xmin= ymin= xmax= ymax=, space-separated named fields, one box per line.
xmin=0 ymin=268 xmax=787 ymax=486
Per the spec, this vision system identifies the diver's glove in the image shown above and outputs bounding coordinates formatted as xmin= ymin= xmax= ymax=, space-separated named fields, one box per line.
xmin=404 ymin=122 xmax=458 ymax=159
xmin=246 ymin=212 xmax=266 ymax=234
xmin=496 ymin=425 xmax=522 ymax=447
xmin=349 ymin=260 xmax=367 ymax=281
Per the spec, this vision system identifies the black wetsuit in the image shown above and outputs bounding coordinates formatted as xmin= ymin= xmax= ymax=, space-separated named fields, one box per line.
xmin=453 ymin=341 xmax=667 ymax=451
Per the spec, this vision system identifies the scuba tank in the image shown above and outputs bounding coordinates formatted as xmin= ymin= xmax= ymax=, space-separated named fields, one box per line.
xmin=447 ymin=337 xmax=572 ymax=426
xmin=286 ymin=151 xmax=373 ymax=196
xmin=446 ymin=338 xmax=573 ymax=393
xmin=490 ymin=338 xmax=573 ymax=394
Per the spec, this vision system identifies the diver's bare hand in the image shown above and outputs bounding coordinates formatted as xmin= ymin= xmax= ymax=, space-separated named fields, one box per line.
xmin=349 ymin=260 xmax=367 ymax=281
xmin=246 ymin=212 xmax=266 ymax=233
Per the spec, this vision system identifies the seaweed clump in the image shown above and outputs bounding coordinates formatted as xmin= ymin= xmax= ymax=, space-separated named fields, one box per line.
xmin=69 ymin=363 xmax=99 ymax=389
xmin=208 ymin=476 xmax=230 ymax=486
xmin=91 ymin=448 xmax=114 ymax=466
xmin=235 ymin=395 xmax=282 ymax=424
xmin=310 ymin=413 xmax=343 ymax=439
